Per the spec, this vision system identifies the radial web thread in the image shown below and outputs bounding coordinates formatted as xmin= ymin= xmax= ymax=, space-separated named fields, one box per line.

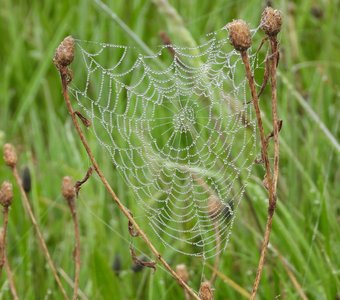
xmin=69 ymin=31 xmax=258 ymax=259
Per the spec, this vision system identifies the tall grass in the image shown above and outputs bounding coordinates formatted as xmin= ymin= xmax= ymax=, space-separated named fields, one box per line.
xmin=0 ymin=0 xmax=339 ymax=299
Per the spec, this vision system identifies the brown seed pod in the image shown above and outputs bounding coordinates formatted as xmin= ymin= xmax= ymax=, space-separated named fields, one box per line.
xmin=261 ymin=7 xmax=282 ymax=36
xmin=176 ymin=264 xmax=189 ymax=283
xmin=199 ymin=281 xmax=213 ymax=300
xmin=207 ymin=196 xmax=223 ymax=219
xmin=3 ymin=144 xmax=17 ymax=168
xmin=61 ymin=176 xmax=76 ymax=202
xmin=53 ymin=36 xmax=75 ymax=68
xmin=226 ymin=19 xmax=252 ymax=51
xmin=0 ymin=181 xmax=13 ymax=207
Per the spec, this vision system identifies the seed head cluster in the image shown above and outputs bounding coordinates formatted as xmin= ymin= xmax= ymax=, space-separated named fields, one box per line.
xmin=261 ymin=7 xmax=282 ymax=36
xmin=61 ymin=176 xmax=76 ymax=202
xmin=226 ymin=19 xmax=252 ymax=51
xmin=0 ymin=181 xmax=13 ymax=208
xmin=53 ymin=36 xmax=75 ymax=69
xmin=3 ymin=144 xmax=17 ymax=168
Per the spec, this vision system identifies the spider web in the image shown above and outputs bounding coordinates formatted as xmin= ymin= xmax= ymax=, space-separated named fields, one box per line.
xmin=69 ymin=31 xmax=258 ymax=259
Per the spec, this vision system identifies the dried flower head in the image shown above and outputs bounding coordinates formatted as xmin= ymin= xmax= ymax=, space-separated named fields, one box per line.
xmin=62 ymin=176 xmax=76 ymax=202
xmin=53 ymin=36 xmax=75 ymax=68
xmin=199 ymin=281 xmax=213 ymax=300
xmin=226 ymin=19 xmax=252 ymax=51
xmin=3 ymin=143 xmax=17 ymax=168
xmin=207 ymin=196 xmax=223 ymax=219
xmin=261 ymin=7 xmax=282 ymax=36
xmin=176 ymin=264 xmax=189 ymax=283
xmin=0 ymin=181 xmax=13 ymax=207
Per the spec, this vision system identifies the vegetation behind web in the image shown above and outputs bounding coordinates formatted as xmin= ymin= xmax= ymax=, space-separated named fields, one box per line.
xmin=0 ymin=0 xmax=339 ymax=299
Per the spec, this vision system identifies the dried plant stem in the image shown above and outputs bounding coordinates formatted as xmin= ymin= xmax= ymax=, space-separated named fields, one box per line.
xmin=0 ymin=207 xmax=9 ymax=277
xmin=5 ymin=256 xmax=19 ymax=300
xmin=57 ymin=66 xmax=200 ymax=300
xmin=68 ymin=199 xmax=80 ymax=300
xmin=269 ymin=37 xmax=280 ymax=193
xmin=11 ymin=167 xmax=69 ymax=300
xmin=240 ymin=51 xmax=277 ymax=300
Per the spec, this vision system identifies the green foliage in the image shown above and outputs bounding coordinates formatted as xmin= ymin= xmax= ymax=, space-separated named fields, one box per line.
xmin=0 ymin=0 xmax=339 ymax=299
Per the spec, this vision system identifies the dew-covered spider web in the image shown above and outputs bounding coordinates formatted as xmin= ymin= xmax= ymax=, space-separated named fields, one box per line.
xmin=69 ymin=30 xmax=259 ymax=259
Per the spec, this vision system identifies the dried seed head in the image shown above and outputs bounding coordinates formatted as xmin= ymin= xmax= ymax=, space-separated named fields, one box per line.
xmin=62 ymin=176 xmax=76 ymax=202
xmin=0 ymin=181 xmax=13 ymax=207
xmin=53 ymin=36 xmax=75 ymax=68
xmin=226 ymin=19 xmax=252 ymax=51
xmin=176 ymin=264 xmax=189 ymax=283
xmin=3 ymin=143 xmax=17 ymax=168
xmin=199 ymin=281 xmax=213 ymax=300
xmin=207 ymin=196 xmax=223 ymax=219
xmin=261 ymin=7 xmax=282 ymax=36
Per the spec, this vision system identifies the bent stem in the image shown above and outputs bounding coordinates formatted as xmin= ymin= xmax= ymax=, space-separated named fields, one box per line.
xmin=11 ymin=166 xmax=69 ymax=300
xmin=56 ymin=64 xmax=200 ymax=300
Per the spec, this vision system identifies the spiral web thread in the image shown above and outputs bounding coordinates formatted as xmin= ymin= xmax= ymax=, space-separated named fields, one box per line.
xmin=69 ymin=30 xmax=258 ymax=259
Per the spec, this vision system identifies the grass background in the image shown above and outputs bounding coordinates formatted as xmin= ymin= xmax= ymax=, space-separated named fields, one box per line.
xmin=0 ymin=0 xmax=339 ymax=299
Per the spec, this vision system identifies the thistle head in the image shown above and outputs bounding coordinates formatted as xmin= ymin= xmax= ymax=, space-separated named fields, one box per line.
xmin=226 ymin=19 xmax=252 ymax=51
xmin=3 ymin=143 xmax=17 ymax=168
xmin=261 ymin=7 xmax=282 ymax=36
xmin=176 ymin=264 xmax=189 ymax=283
xmin=0 ymin=181 xmax=13 ymax=207
xmin=199 ymin=281 xmax=213 ymax=300
xmin=53 ymin=36 xmax=75 ymax=69
xmin=61 ymin=176 xmax=76 ymax=203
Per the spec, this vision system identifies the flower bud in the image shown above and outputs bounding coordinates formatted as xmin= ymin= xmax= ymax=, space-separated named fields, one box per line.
xmin=199 ymin=281 xmax=213 ymax=300
xmin=226 ymin=19 xmax=252 ymax=51
xmin=53 ymin=36 xmax=75 ymax=68
xmin=261 ymin=7 xmax=282 ymax=36
xmin=61 ymin=176 xmax=76 ymax=202
xmin=3 ymin=144 xmax=17 ymax=168
xmin=176 ymin=264 xmax=189 ymax=283
xmin=0 ymin=181 xmax=13 ymax=207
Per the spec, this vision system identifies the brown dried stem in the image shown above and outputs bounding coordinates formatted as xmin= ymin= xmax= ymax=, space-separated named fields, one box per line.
xmin=4 ymin=151 xmax=69 ymax=300
xmin=54 ymin=37 xmax=200 ymax=300
xmin=69 ymin=200 xmax=80 ymax=300
xmin=0 ymin=209 xmax=9 ymax=276
xmin=62 ymin=176 xmax=81 ymax=300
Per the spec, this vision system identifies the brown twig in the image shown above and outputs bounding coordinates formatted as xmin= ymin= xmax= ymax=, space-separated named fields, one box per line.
xmin=0 ymin=181 xmax=19 ymax=298
xmin=129 ymin=245 xmax=156 ymax=272
xmin=0 ymin=181 xmax=13 ymax=277
xmin=54 ymin=36 xmax=200 ymax=300
xmin=3 ymin=144 xmax=69 ymax=300
xmin=62 ymin=176 xmax=81 ymax=300
xmin=74 ymin=167 xmax=93 ymax=196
